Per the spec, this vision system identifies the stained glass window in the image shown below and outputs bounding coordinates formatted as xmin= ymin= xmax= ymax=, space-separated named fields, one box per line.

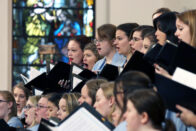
xmin=12 ymin=0 xmax=95 ymax=85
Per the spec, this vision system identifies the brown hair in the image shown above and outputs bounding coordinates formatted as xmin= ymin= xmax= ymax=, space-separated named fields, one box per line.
xmin=13 ymin=82 xmax=31 ymax=100
xmin=97 ymin=24 xmax=116 ymax=41
xmin=127 ymin=89 xmax=175 ymax=131
xmin=177 ymin=9 xmax=196 ymax=47
xmin=85 ymin=78 xmax=108 ymax=105
xmin=69 ymin=35 xmax=91 ymax=51
xmin=0 ymin=91 xmax=17 ymax=120
xmin=84 ymin=42 xmax=102 ymax=61
xmin=152 ymin=7 xmax=171 ymax=18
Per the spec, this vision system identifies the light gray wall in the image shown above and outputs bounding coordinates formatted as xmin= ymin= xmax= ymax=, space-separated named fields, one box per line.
xmin=96 ymin=0 xmax=196 ymax=27
xmin=0 ymin=0 xmax=12 ymax=91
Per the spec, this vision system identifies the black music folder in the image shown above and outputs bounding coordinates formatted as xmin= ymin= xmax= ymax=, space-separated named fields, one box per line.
xmin=47 ymin=61 xmax=71 ymax=84
xmin=154 ymin=73 xmax=196 ymax=113
xmin=71 ymin=63 xmax=97 ymax=80
xmin=170 ymin=41 xmax=196 ymax=74
xmin=121 ymin=51 xmax=155 ymax=82
xmin=99 ymin=64 xmax=120 ymax=81
xmin=143 ymin=43 xmax=162 ymax=64
xmin=155 ymin=40 xmax=178 ymax=74
xmin=24 ymin=72 xmax=68 ymax=95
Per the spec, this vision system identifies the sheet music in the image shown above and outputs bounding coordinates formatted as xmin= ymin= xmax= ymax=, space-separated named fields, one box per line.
xmin=20 ymin=74 xmax=30 ymax=84
xmin=118 ymin=67 xmax=123 ymax=75
xmin=58 ymin=107 xmax=111 ymax=131
xmin=50 ymin=64 xmax=55 ymax=71
xmin=72 ymin=65 xmax=83 ymax=75
xmin=172 ymin=67 xmax=196 ymax=90
xmin=72 ymin=76 xmax=83 ymax=89
xmin=29 ymin=67 xmax=42 ymax=81
xmin=34 ymin=88 xmax=43 ymax=95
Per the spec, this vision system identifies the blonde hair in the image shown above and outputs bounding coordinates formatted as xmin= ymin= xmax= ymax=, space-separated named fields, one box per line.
xmin=28 ymin=95 xmax=41 ymax=127
xmin=100 ymin=82 xmax=115 ymax=123
xmin=177 ymin=9 xmax=196 ymax=47
xmin=0 ymin=91 xmax=17 ymax=120
xmin=61 ymin=93 xmax=80 ymax=115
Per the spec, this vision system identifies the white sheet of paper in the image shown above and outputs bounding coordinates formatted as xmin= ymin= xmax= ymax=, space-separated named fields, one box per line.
xmin=172 ymin=67 xmax=196 ymax=90
xmin=29 ymin=67 xmax=42 ymax=81
xmin=72 ymin=65 xmax=83 ymax=75
xmin=72 ymin=76 xmax=83 ymax=89
xmin=34 ymin=88 xmax=43 ymax=95
xmin=50 ymin=64 xmax=55 ymax=71
xmin=20 ymin=74 xmax=30 ymax=84
xmin=58 ymin=107 xmax=111 ymax=131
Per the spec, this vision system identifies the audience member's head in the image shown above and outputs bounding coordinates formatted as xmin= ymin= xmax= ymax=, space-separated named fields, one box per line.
xmin=47 ymin=93 xmax=62 ymax=119
xmin=83 ymin=42 xmax=102 ymax=70
xmin=35 ymin=95 xmax=49 ymax=123
xmin=124 ymin=89 xmax=175 ymax=131
xmin=95 ymin=24 xmax=116 ymax=57
xmin=113 ymin=71 xmax=152 ymax=126
xmin=57 ymin=93 xmax=80 ymax=121
xmin=153 ymin=12 xmax=178 ymax=45
xmin=13 ymin=82 xmax=30 ymax=117
xmin=78 ymin=78 xmax=108 ymax=106
xmin=140 ymin=30 xmax=157 ymax=54
xmin=24 ymin=95 xmax=41 ymax=128
xmin=175 ymin=9 xmax=196 ymax=48
xmin=129 ymin=25 xmax=155 ymax=54
xmin=0 ymin=91 xmax=17 ymax=122
xmin=114 ymin=23 xmax=139 ymax=59
xmin=94 ymin=82 xmax=115 ymax=123
xmin=68 ymin=35 xmax=91 ymax=65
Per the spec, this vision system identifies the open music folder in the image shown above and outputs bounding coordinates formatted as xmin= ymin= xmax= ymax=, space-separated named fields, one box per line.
xmin=39 ymin=103 xmax=114 ymax=131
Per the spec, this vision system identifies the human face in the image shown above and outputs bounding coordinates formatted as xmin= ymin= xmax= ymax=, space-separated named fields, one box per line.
xmin=47 ymin=101 xmax=58 ymax=118
xmin=123 ymin=100 xmax=142 ymax=131
xmin=78 ymin=85 xmax=93 ymax=105
xmin=83 ymin=50 xmax=97 ymax=70
xmin=95 ymin=33 xmax=114 ymax=57
xmin=13 ymin=87 xmax=27 ymax=113
xmin=114 ymin=30 xmax=131 ymax=56
xmin=57 ymin=98 xmax=68 ymax=121
xmin=155 ymin=28 xmax=166 ymax=45
xmin=129 ymin=31 xmax=143 ymax=54
xmin=35 ymin=97 xmax=49 ymax=123
xmin=175 ymin=18 xmax=191 ymax=44
xmin=24 ymin=100 xmax=36 ymax=126
xmin=112 ymin=105 xmax=122 ymax=126
xmin=0 ymin=95 xmax=10 ymax=120
xmin=141 ymin=37 xmax=152 ymax=54
xmin=93 ymin=88 xmax=111 ymax=117
xmin=68 ymin=40 xmax=83 ymax=65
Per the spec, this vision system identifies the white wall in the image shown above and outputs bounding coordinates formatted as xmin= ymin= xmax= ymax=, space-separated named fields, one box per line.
xmin=0 ymin=0 xmax=196 ymax=90
xmin=96 ymin=0 xmax=196 ymax=27
xmin=0 ymin=0 xmax=12 ymax=91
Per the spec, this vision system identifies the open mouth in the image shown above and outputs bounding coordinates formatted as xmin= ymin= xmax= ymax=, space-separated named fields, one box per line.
xmin=83 ymin=63 xmax=88 ymax=69
xmin=97 ymin=48 xmax=101 ymax=51
xmin=16 ymin=103 xmax=20 ymax=108
xmin=25 ymin=114 xmax=28 ymax=119
xmin=69 ymin=58 xmax=73 ymax=62
xmin=116 ymin=47 xmax=120 ymax=51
